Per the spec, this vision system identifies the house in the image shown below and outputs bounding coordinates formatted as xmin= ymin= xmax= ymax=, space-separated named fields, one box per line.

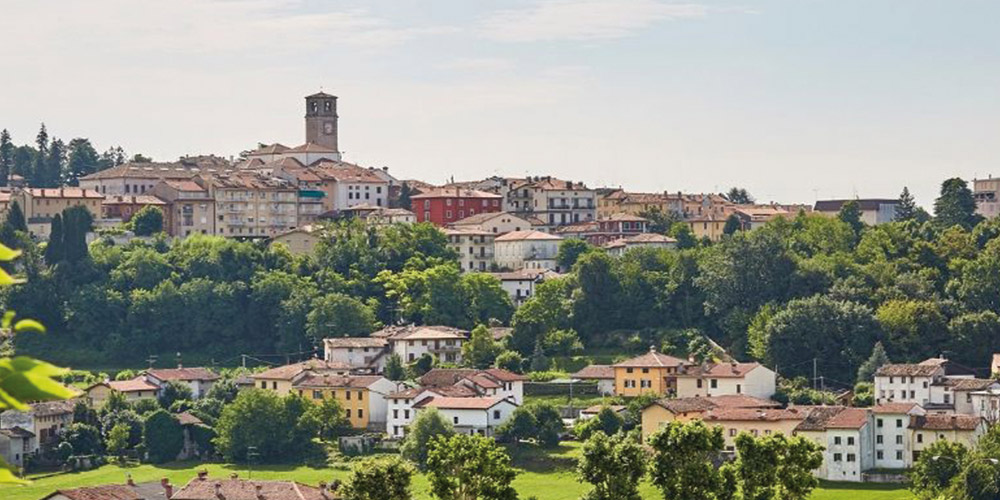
xmin=612 ymin=346 xmax=691 ymax=397
xmin=176 ymin=412 xmax=211 ymax=460
xmin=419 ymin=368 xmax=525 ymax=404
xmin=269 ymin=159 xmax=326 ymax=224
xmin=934 ymin=378 xmax=1000 ymax=415
xmin=271 ymin=226 xmax=322 ymax=256
xmin=311 ymin=161 xmax=391 ymax=212
xmin=0 ymin=400 xmax=74 ymax=451
xmin=365 ymin=207 xmax=416 ymax=225
xmin=251 ymin=359 xmax=352 ymax=395
xmin=702 ymin=407 xmax=809 ymax=452
xmin=503 ymin=177 xmax=597 ymax=230
xmin=603 ymin=233 xmax=677 ymax=257
xmin=821 ymin=408 xmax=875 ymax=482
xmin=0 ymin=427 xmax=34 ymax=469
xmin=493 ymin=230 xmax=563 ymax=271
xmin=411 ymin=187 xmax=502 ymax=226
xmin=144 ymin=366 xmax=220 ymax=399
xmin=589 ymin=213 xmax=650 ymax=246
xmin=579 ymin=405 xmax=627 ymax=420
xmin=639 ymin=395 xmax=780 ymax=439
xmin=993 ymin=353 xmax=1000 ymax=377
xmin=674 ymin=362 xmax=777 ymax=400
xmin=488 ymin=268 xmax=562 ymax=306
xmin=150 ymin=179 xmax=215 ymax=237
xmin=449 ymin=212 xmax=533 ymax=235
xmin=571 ymin=365 xmax=616 ymax=395
xmin=198 ymin=172 xmax=299 ymax=239
xmin=169 ymin=473 xmax=337 ymax=500
xmin=79 ymin=158 xmax=231 ymax=196
xmin=814 ymin=199 xmax=900 ymax=225
xmin=41 ymin=480 xmax=173 ymax=500
xmin=15 ymin=188 xmax=104 ymax=239
xmin=686 ymin=215 xmax=728 ymax=242
xmin=970 ymin=386 xmax=1000 ymax=423
xmin=323 ymin=337 xmax=389 ymax=372
xmin=597 ymin=191 xmax=672 ymax=218
xmin=733 ymin=205 xmax=792 ymax=230
xmin=86 ymin=378 xmax=159 ymax=407
xmin=413 ymin=396 xmax=518 ymax=437
xmin=101 ymin=195 xmax=167 ymax=224
xmin=386 ymin=385 xmax=477 ymax=439
xmin=292 ymin=373 xmax=397 ymax=430
xmin=909 ymin=414 xmax=985 ymax=463
xmin=443 ymin=228 xmax=495 ymax=272
xmin=371 ymin=325 xmax=468 ymax=364
xmin=872 ymin=403 xmax=925 ymax=470
xmin=874 ymin=357 xmax=975 ymax=409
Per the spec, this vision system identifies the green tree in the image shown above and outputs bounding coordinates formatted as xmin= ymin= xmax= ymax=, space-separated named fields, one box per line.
xmin=461 ymin=273 xmax=514 ymax=327
xmin=495 ymin=406 xmax=536 ymax=444
xmin=528 ymin=341 xmax=549 ymax=372
xmin=130 ymin=206 xmax=164 ymax=236
xmin=61 ymin=205 xmax=93 ymax=263
xmin=409 ymin=353 xmax=435 ymax=378
xmin=509 ymin=278 xmax=572 ymax=355
xmin=575 ymin=406 xmax=623 ymax=440
xmin=557 ymin=239 xmax=593 ymax=270
xmin=648 ymin=420 xmax=728 ymax=500
xmin=43 ymin=138 xmax=66 ymax=188
xmin=60 ymin=422 xmax=103 ymax=456
xmin=734 ymin=432 xmax=779 ymax=500
xmin=158 ymin=380 xmax=194 ymax=409
xmin=896 ymin=187 xmax=918 ymax=222
xmin=5 ymin=200 xmax=27 ymax=233
xmin=572 ymin=251 xmax=621 ymax=336
xmin=722 ymin=214 xmax=742 ymax=235
xmin=397 ymin=182 xmax=413 ymax=210
xmin=401 ymin=407 xmax=454 ymax=469
xmin=856 ymin=341 xmax=890 ymax=383
xmin=774 ymin=434 xmax=824 ymax=499
xmin=577 ymin=431 xmax=645 ymax=500
xmin=425 ymin=434 xmax=518 ymax=500
xmin=65 ymin=138 xmax=100 ymax=186
xmin=142 ymin=409 xmax=183 ymax=463
xmin=935 ymin=177 xmax=981 ymax=230
xmin=494 ymin=351 xmax=523 ymax=373
xmin=669 ymin=222 xmax=698 ymax=250
xmin=214 ymin=390 xmax=292 ymax=462
xmin=639 ymin=206 xmax=682 ymax=235
xmin=305 ymin=293 xmax=376 ymax=343
xmin=343 ymin=456 xmax=414 ymax=500
xmin=838 ymin=200 xmax=864 ymax=237
xmin=384 ymin=353 xmax=406 ymax=381
xmin=32 ymin=124 xmax=48 ymax=186
xmin=463 ymin=324 xmax=503 ymax=369
xmin=910 ymin=440 xmax=968 ymax=499
xmin=0 ymin=129 xmax=13 ymax=187
xmin=106 ymin=423 xmax=131 ymax=459
xmin=726 ymin=187 xmax=753 ymax=204
xmin=876 ymin=299 xmax=948 ymax=362
xmin=301 ymin=397 xmax=350 ymax=441
xmin=44 ymin=214 xmax=64 ymax=266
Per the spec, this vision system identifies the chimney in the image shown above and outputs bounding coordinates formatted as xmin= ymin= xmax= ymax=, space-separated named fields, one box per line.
xmin=215 ymin=482 xmax=223 ymax=499
xmin=127 ymin=473 xmax=135 ymax=486
xmin=161 ymin=478 xmax=173 ymax=499
xmin=197 ymin=470 xmax=208 ymax=480
xmin=230 ymin=473 xmax=238 ymax=479
xmin=649 ymin=345 xmax=657 ymax=354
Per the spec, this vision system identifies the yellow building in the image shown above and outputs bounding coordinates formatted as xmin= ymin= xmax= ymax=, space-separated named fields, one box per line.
xmin=598 ymin=191 xmax=672 ymax=218
xmin=15 ymin=187 xmax=104 ymax=239
xmin=703 ymin=407 xmax=808 ymax=451
xmin=250 ymin=359 xmax=351 ymax=396
xmin=270 ymin=226 xmax=321 ymax=256
xmin=612 ymin=347 xmax=690 ymax=397
xmin=687 ymin=215 xmax=729 ymax=242
xmin=84 ymin=378 xmax=159 ymax=407
xmin=640 ymin=395 xmax=780 ymax=440
xmin=909 ymin=414 xmax=985 ymax=462
xmin=292 ymin=373 xmax=394 ymax=430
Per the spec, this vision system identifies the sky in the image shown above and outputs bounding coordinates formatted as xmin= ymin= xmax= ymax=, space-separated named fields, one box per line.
xmin=1 ymin=0 xmax=998 ymax=207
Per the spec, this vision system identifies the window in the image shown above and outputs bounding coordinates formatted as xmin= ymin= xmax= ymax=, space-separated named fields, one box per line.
xmin=876 ymin=435 xmax=883 ymax=444
xmin=393 ymin=410 xmax=399 ymax=419
xmin=641 ymin=368 xmax=649 ymax=374
xmin=895 ymin=435 xmax=903 ymax=445
xmin=346 ymin=391 xmax=351 ymax=400
xmin=272 ymin=382 xmax=277 ymax=390
xmin=358 ymin=409 xmax=363 ymax=419
xmin=697 ymin=379 xmax=703 ymax=389
xmin=877 ymin=418 xmax=883 ymax=428
xmin=896 ymin=451 xmax=903 ymax=460
xmin=847 ymin=453 xmax=856 ymax=462
xmin=847 ymin=437 xmax=854 ymax=446
xmin=729 ymin=428 xmax=737 ymax=437
xmin=876 ymin=451 xmax=883 ymax=460
xmin=493 ymin=410 xmax=501 ymax=419
xmin=346 ymin=409 xmax=352 ymax=418
xmin=736 ymin=384 xmax=742 ymax=394
xmin=453 ymin=417 xmax=459 ymax=424
xmin=404 ymin=410 xmax=410 ymax=419
xmin=889 ymin=377 xmax=894 ymax=384
xmin=834 ymin=437 xmax=842 ymax=445
xmin=312 ymin=390 xmax=323 ymax=399
xmin=261 ymin=381 xmax=267 ymax=389
xmin=917 ymin=433 xmax=923 ymax=443
xmin=711 ymin=379 xmax=718 ymax=389
xmin=626 ymin=368 xmax=634 ymax=374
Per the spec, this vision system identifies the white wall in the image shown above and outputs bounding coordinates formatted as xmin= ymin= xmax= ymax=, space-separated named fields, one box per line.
xmin=825 ymin=425 xmax=872 ymax=482
xmin=435 ymin=400 xmax=518 ymax=437
xmin=875 ymin=375 xmax=935 ymax=406
xmin=873 ymin=413 xmax=915 ymax=469
xmin=391 ymin=338 xmax=464 ymax=364
xmin=324 ymin=344 xmax=388 ymax=370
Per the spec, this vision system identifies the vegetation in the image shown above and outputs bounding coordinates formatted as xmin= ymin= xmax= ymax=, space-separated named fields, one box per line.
xmin=425 ymin=434 xmax=518 ymax=500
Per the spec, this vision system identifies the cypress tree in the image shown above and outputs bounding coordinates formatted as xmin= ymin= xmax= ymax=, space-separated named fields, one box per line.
xmin=0 ymin=129 xmax=13 ymax=188
xmin=33 ymin=124 xmax=48 ymax=187
xmin=45 ymin=138 xmax=66 ymax=188
xmin=45 ymin=214 xmax=64 ymax=265
xmin=6 ymin=200 xmax=27 ymax=233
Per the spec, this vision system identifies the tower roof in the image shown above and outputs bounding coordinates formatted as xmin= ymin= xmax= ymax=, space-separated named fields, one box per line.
xmin=306 ymin=91 xmax=337 ymax=99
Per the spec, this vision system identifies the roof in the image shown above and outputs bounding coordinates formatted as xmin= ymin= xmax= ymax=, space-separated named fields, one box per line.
xmin=572 ymin=365 xmax=615 ymax=380
xmin=252 ymin=359 xmax=351 ymax=380
xmin=171 ymin=477 xmax=331 ymax=500
xmin=419 ymin=369 xmax=479 ymax=387
xmin=23 ymin=188 xmax=103 ymax=199
xmin=370 ymin=325 xmax=468 ymax=341
xmin=488 ymin=268 xmax=562 ymax=281
xmin=103 ymin=195 xmax=167 ymax=206
xmin=292 ymin=373 xmax=386 ymax=390
xmin=873 ymin=402 xmax=920 ymax=414
xmin=703 ymin=408 xmax=807 ymax=422
xmin=600 ymin=213 xmax=649 ymax=222
xmin=107 ymin=378 xmax=160 ymax=393
xmin=612 ymin=348 xmax=689 ymax=369
xmin=312 ymin=162 xmax=387 ymax=184
xmin=443 ymin=228 xmax=495 ymax=237
xmin=814 ymin=199 xmax=900 ymax=212
xmin=450 ymin=212 xmax=509 ymax=226
xmin=494 ymin=230 xmax=563 ymax=242
xmin=322 ymin=337 xmax=388 ymax=349
xmin=414 ymin=396 xmax=512 ymax=410
xmin=465 ymin=374 xmax=501 ymax=389
xmin=29 ymin=400 xmax=75 ymax=417
xmin=581 ymin=404 xmax=627 ymax=415
xmin=677 ymin=362 xmax=762 ymax=378
xmin=482 ymin=368 xmax=528 ymax=382
xmin=250 ymin=143 xmax=291 ymax=155
xmin=287 ymin=142 xmax=338 ymax=154
xmin=910 ymin=414 xmax=982 ymax=431
xmin=80 ymin=162 xmax=227 ymax=181
xmin=824 ymin=407 xmax=871 ymax=429
xmin=875 ymin=363 xmax=943 ymax=378
xmin=0 ymin=426 xmax=35 ymax=439
xmin=176 ymin=411 xmax=205 ymax=426
xmin=794 ymin=406 xmax=849 ymax=432
xmin=42 ymin=485 xmax=144 ymax=500
xmin=411 ymin=188 xmax=501 ymax=200
xmin=146 ymin=367 xmax=220 ymax=382
xmin=649 ymin=395 xmax=779 ymax=414
xmin=306 ymin=91 xmax=337 ymax=99
xmin=523 ymin=177 xmax=590 ymax=191
xmin=162 ymin=179 xmax=207 ymax=193
xmin=936 ymin=378 xmax=998 ymax=391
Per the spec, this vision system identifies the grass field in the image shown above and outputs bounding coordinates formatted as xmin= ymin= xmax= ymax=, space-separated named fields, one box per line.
xmin=1 ymin=442 xmax=913 ymax=500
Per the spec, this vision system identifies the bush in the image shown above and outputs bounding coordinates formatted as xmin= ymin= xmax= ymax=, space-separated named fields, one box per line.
xmin=142 ymin=409 xmax=183 ymax=463
xmin=495 ymin=351 xmax=524 ymax=373
xmin=400 ymin=408 xmax=453 ymax=469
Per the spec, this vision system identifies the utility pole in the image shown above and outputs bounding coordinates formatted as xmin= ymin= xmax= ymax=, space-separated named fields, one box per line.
xmin=146 ymin=355 xmax=158 ymax=370
xmin=241 ymin=354 xmax=247 ymax=369
xmin=813 ymin=358 xmax=818 ymax=390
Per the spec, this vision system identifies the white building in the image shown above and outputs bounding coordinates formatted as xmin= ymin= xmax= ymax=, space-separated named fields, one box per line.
xmin=873 ymin=403 xmax=925 ymax=470
xmin=414 ymin=396 xmax=519 ymax=437
xmin=144 ymin=366 xmax=220 ymax=399
xmin=874 ymin=358 xmax=977 ymax=410
xmin=493 ymin=230 xmax=563 ymax=272
xmin=822 ymin=408 xmax=875 ymax=482
xmin=674 ymin=362 xmax=777 ymax=400
xmin=419 ymin=368 xmax=525 ymax=405
xmin=813 ymin=199 xmax=900 ymax=225
xmin=313 ymin=161 xmax=391 ymax=211
xmin=386 ymin=385 xmax=476 ymax=439
xmin=371 ymin=325 xmax=468 ymax=364
xmin=323 ymin=337 xmax=389 ymax=372
xmin=909 ymin=414 xmax=986 ymax=463
xmin=489 ymin=268 xmax=562 ymax=306
xmin=503 ymin=177 xmax=597 ymax=230
xmin=970 ymin=386 xmax=1000 ymax=423
xmin=450 ymin=212 xmax=534 ymax=235
xmin=603 ymin=233 xmax=677 ymax=257
xmin=443 ymin=228 xmax=495 ymax=273
xmin=571 ymin=365 xmax=616 ymax=395
xmin=0 ymin=427 xmax=33 ymax=469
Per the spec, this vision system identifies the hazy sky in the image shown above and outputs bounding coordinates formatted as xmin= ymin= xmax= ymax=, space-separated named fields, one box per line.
xmin=1 ymin=0 xmax=998 ymax=206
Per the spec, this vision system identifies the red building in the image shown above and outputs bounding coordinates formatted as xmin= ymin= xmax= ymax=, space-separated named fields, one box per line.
xmin=411 ymin=187 xmax=502 ymax=226
xmin=102 ymin=195 xmax=167 ymax=223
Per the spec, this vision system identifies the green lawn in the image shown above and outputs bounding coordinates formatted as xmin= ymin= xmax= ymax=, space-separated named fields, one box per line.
xmin=1 ymin=442 xmax=913 ymax=500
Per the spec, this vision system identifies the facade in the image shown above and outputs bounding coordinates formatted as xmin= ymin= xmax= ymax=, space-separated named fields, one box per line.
xmin=169 ymin=475 xmax=333 ymax=500
xmin=493 ymin=230 xmax=563 ymax=271
xmin=0 ymin=427 xmax=33 ymax=469
xmin=504 ymin=177 xmax=597 ymax=230
xmin=703 ymin=407 xmax=808 ymax=451
xmin=85 ymin=379 xmax=159 ymax=407
xmin=199 ymin=172 xmax=298 ymax=238
xmin=304 ymin=92 xmax=340 ymax=156
xmin=489 ymin=268 xmax=562 ymax=306
xmin=0 ymin=400 xmax=74 ymax=452
xmin=597 ymin=190 xmax=672 ymax=218
xmin=443 ymin=228 xmax=495 ymax=272
xmin=150 ymin=179 xmax=215 ymax=237
xmin=640 ymin=395 xmax=780 ymax=440
xmin=734 ymin=205 xmax=792 ymax=230
xmin=271 ymin=226 xmax=322 ymax=256
xmin=413 ymin=396 xmax=518 ymax=437
xmin=101 ymin=195 xmax=166 ymax=224
xmin=270 ymin=159 xmax=326 ymax=224
xmin=15 ymin=188 xmax=104 ymax=238
xmin=312 ymin=161 xmax=390 ymax=212
xmin=411 ymin=188 xmax=502 ymax=226
xmin=814 ymin=199 xmax=900 ymax=225
xmin=974 ymin=177 xmax=1000 ymax=218
xmin=144 ymin=367 xmax=220 ymax=399
xmin=909 ymin=414 xmax=985 ymax=463
xmin=250 ymin=359 xmax=352 ymax=396
xmin=78 ymin=159 xmax=231 ymax=196
xmin=449 ymin=212 xmax=533 ymax=235
xmin=322 ymin=337 xmax=389 ymax=372
xmin=687 ymin=215 xmax=728 ymax=242
xmin=371 ymin=325 xmax=468 ymax=364
xmin=292 ymin=373 xmax=397 ymax=430
xmin=674 ymin=362 xmax=777 ymax=400
xmin=872 ymin=403 xmax=925 ymax=470
xmin=821 ymin=408 xmax=875 ymax=482
xmin=874 ymin=358 xmax=976 ymax=409
xmin=571 ymin=365 xmax=616 ymax=395
xmin=603 ymin=233 xmax=678 ymax=257
xmin=612 ymin=347 xmax=691 ymax=397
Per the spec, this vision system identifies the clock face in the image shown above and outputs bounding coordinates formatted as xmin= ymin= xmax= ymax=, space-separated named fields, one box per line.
xmin=323 ymin=122 xmax=334 ymax=134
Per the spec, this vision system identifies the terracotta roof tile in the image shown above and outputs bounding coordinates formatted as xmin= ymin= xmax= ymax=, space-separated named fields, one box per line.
xmin=824 ymin=408 xmax=870 ymax=429
xmin=252 ymin=359 xmax=351 ymax=381
xmin=613 ymin=349 xmax=689 ymax=369
xmin=873 ymin=402 xmax=920 ymax=414
xmin=677 ymin=362 xmax=762 ymax=378
xmin=43 ymin=484 xmax=144 ymax=500
xmin=171 ymin=477 xmax=330 ymax=500
xmin=703 ymin=408 xmax=807 ymax=422
xmin=875 ymin=363 xmax=943 ymax=377
xmin=146 ymin=367 xmax=220 ymax=382
xmin=414 ymin=396 xmax=511 ymax=410
xmin=572 ymin=365 xmax=615 ymax=380
xmin=292 ymin=374 xmax=385 ymax=389
xmin=107 ymin=378 xmax=159 ymax=393
xmin=411 ymin=188 xmax=501 ymax=200
xmin=322 ymin=337 xmax=388 ymax=349
xmin=910 ymin=414 xmax=982 ymax=431
xmin=494 ymin=230 xmax=563 ymax=242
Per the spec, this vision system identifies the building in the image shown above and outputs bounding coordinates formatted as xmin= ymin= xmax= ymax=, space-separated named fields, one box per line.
xmin=874 ymin=357 xmax=976 ymax=409
xmin=311 ymin=161 xmax=390 ymax=213
xmin=144 ymin=366 xmax=220 ymax=399
xmin=872 ymin=403 xmax=925 ymax=470
xmin=578 ymin=405 xmax=628 ymax=421
xmin=703 ymin=407 xmax=809 ymax=451
xmin=419 ymin=368 xmax=525 ymax=404
xmin=733 ymin=205 xmax=792 ymax=230
xmin=414 ymin=396 xmax=518 ymax=437
xmin=814 ymin=199 xmax=900 ymax=225
xmin=78 ymin=159 xmax=231 ymax=196
xmin=15 ymin=188 xmax=104 ymax=238
xmin=386 ymin=385 xmax=477 ymax=439
xmin=0 ymin=400 xmax=74 ymax=452
xmin=504 ymin=177 xmax=597 ymax=230
xmin=322 ymin=337 xmax=389 ymax=372
xmin=449 ymin=212 xmax=533 ymax=235
xmin=444 ymin=228 xmax=495 ymax=272
xmin=270 ymin=159 xmax=326 ymax=224
xmin=571 ymin=364 xmax=616 ymax=395
xmin=489 ymin=268 xmax=562 ymax=306
xmin=150 ymin=179 xmax=215 ymax=237
xmin=493 ymin=230 xmax=563 ymax=271
xmin=169 ymin=474 xmax=336 ymax=500
xmin=101 ymin=195 xmax=167 ymax=224
xmin=909 ymin=414 xmax=985 ymax=463
xmin=674 ymin=362 xmax=777 ymax=400
xmin=0 ymin=427 xmax=34 ymax=469
xmin=612 ymin=346 xmax=691 ymax=397
xmin=820 ymin=408 xmax=875 ymax=482
xmin=271 ymin=226 xmax=322 ymax=256
xmin=251 ymin=359 xmax=352 ymax=396
xmin=687 ymin=215 xmax=728 ymax=242
xmin=199 ymin=172 xmax=298 ymax=238
xmin=303 ymin=92 xmax=340 ymax=156
xmin=411 ymin=187 xmax=502 ymax=226
xmin=292 ymin=373 xmax=397 ymax=430
xmin=85 ymin=378 xmax=159 ymax=407
xmin=370 ymin=325 xmax=468 ymax=364
xmin=974 ymin=177 xmax=1000 ymax=218
xmin=603 ymin=233 xmax=677 ymax=257
xmin=640 ymin=395 xmax=780 ymax=440
xmin=597 ymin=190 xmax=672 ymax=218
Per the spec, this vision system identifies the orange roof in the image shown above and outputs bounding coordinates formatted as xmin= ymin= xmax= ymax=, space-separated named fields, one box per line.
xmin=287 ymin=142 xmax=338 ymax=153
xmin=24 ymin=188 xmax=103 ymax=199
xmin=415 ymin=396 xmax=512 ymax=410
xmin=146 ymin=367 xmax=219 ymax=382
xmin=494 ymin=230 xmax=562 ymax=242
xmin=312 ymin=162 xmax=386 ymax=184
xmin=704 ymin=408 xmax=807 ymax=422
xmin=824 ymin=408 xmax=871 ymax=429
xmin=107 ymin=377 xmax=159 ymax=393
xmin=572 ymin=365 xmax=615 ymax=380
xmin=102 ymin=195 xmax=167 ymax=206
xmin=252 ymin=359 xmax=351 ymax=381
xmin=482 ymin=368 xmax=528 ymax=382
xmin=910 ymin=414 xmax=982 ymax=431
xmin=677 ymin=362 xmax=763 ymax=378
xmin=873 ymin=402 xmax=920 ymax=414
xmin=292 ymin=373 xmax=385 ymax=389
xmin=163 ymin=179 xmax=206 ymax=192
xmin=171 ymin=477 xmax=329 ymax=500
xmin=613 ymin=348 xmax=688 ymax=369
xmin=42 ymin=485 xmax=144 ymax=500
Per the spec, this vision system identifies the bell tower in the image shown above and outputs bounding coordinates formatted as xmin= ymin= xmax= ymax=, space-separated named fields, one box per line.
xmin=305 ymin=91 xmax=339 ymax=153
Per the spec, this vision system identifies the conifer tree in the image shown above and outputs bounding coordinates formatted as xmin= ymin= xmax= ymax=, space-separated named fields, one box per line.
xmin=0 ymin=129 xmax=13 ymax=188
xmin=45 ymin=214 xmax=64 ymax=266
xmin=45 ymin=138 xmax=66 ymax=188
xmin=32 ymin=124 xmax=48 ymax=186
xmin=896 ymin=186 xmax=918 ymax=221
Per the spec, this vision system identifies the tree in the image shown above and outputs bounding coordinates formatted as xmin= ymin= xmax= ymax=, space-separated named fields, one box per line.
xmin=528 ymin=341 xmax=549 ymax=372
xmin=158 ymin=380 xmax=194 ymax=409
xmin=61 ymin=423 xmax=103 ymax=456
xmin=461 ymin=273 xmax=514 ymax=327
xmin=876 ymin=299 xmax=948 ymax=362
xmin=397 ymin=182 xmax=413 ymax=210
xmin=896 ymin=187 xmax=918 ymax=222
xmin=494 ymin=351 xmax=523 ymax=373
xmin=726 ymin=187 xmax=754 ymax=204
xmin=722 ymin=214 xmax=742 ymax=235
xmin=301 ymin=397 xmax=349 ymax=441
xmin=65 ymin=138 xmax=100 ymax=186
xmin=935 ymin=177 xmax=980 ymax=230
xmin=384 ymin=353 xmax=406 ymax=381
xmin=910 ymin=440 xmax=968 ymax=499
xmin=529 ymin=403 xmax=564 ymax=447
xmin=495 ymin=406 xmax=536 ymax=444
xmin=5 ymin=200 xmax=26 ymax=233
xmin=774 ymin=434 xmax=823 ymax=500
xmin=32 ymin=124 xmax=48 ymax=186
xmin=838 ymin=200 xmax=864 ymax=237
xmin=575 ymin=406 xmax=624 ymax=440
xmin=214 ymin=390 xmax=294 ymax=462
xmin=343 ymin=456 xmax=414 ymax=500
xmin=44 ymin=215 xmax=64 ymax=265
xmin=142 ymin=409 xmax=183 ymax=463
xmin=400 ymin=407 xmax=453 ymax=469
xmin=640 ymin=206 xmax=682 ymax=235
xmin=409 ymin=353 xmax=435 ymax=378
xmin=670 ymin=222 xmax=698 ymax=249
xmin=305 ymin=293 xmax=376 ymax=343
xmin=0 ymin=129 xmax=13 ymax=187
xmin=648 ymin=420 xmax=727 ymax=500
xmin=557 ymin=239 xmax=593 ymax=270
xmin=425 ymin=434 xmax=518 ymax=500
xmin=131 ymin=206 xmax=164 ymax=236
xmin=61 ymin=205 xmax=93 ymax=262
xmin=577 ymin=431 xmax=645 ymax=500
xmin=463 ymin=324 xmax=503 ymax=369
xmin=856 ymin=341 xmax=890 ymax=383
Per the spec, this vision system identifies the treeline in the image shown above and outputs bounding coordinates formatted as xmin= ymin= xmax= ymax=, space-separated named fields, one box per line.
xmin=0 ymin=125 xmax=135 ymax=187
